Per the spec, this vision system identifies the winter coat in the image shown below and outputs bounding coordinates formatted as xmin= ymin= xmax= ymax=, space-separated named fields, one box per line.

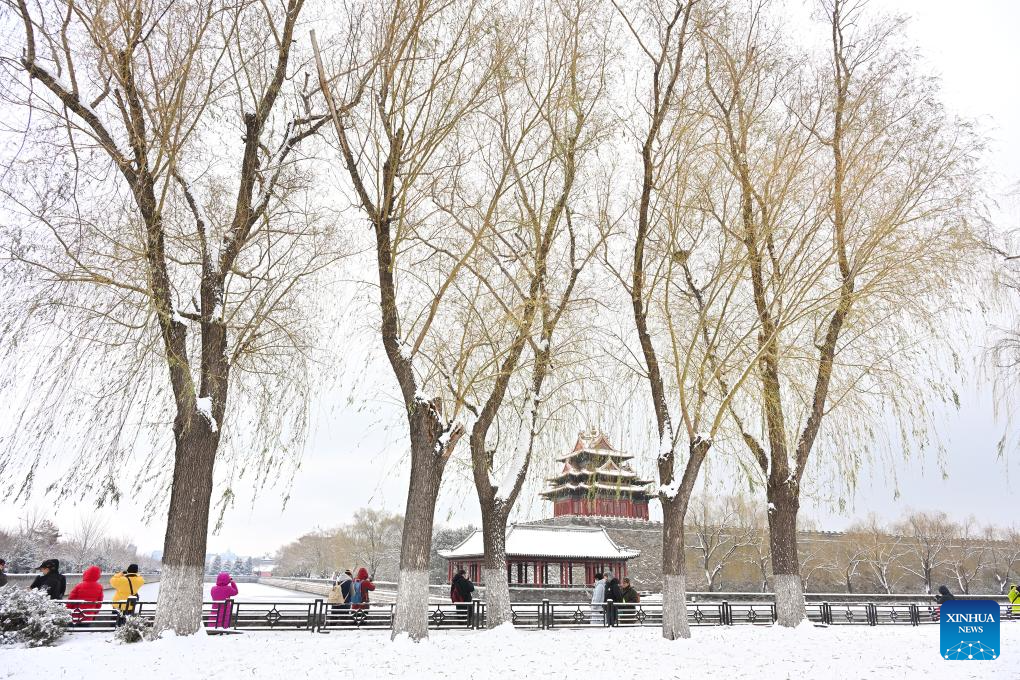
xmin=619 ymin=585 xmax=640 ymax=604
xmin=110 ymin=571 xmax=145 ymax=612
xmin=66 ymin=566 xmax=104 ymax=622
xmin=30 ymin=566 xmax=66 ymax=600
xmin=451 ymin=574 xmax=474 ymax=603
xmin=208 ymin=572 xmax=238 ymax=628
xmin=935 ymin=585 xmax=955 ymax=605
xmin=605 ymin=578 xmax=623 ymax=603
xmin=351 ymin=567 xmax=375 ymax=610
xmin=591 ymin=578 xmax=606 ymax=605
xmin=1008 ymin=586 xmax=1020 ymax=615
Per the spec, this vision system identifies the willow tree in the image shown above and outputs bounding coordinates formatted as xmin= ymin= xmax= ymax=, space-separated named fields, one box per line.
xmin=605 ymin=0 xmax=770 ymax=640
xmin=313 ymin=0 xmax=499 ymax=640
xmin=700 ymin=0 xmax=984 ymax=624
xmin=436 ymin=0 xmax=611 ymax=626
xmin=1 ymin=0 xmax=333 ymax=634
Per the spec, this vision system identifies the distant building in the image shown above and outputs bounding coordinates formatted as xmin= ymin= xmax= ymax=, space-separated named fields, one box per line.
xmin=540 ymin=428 xmax=656 ymax=519
xmin=441 ymin=429 xmax=651 ymax=588
xmin=252 ymin=557 xmax=277 ymax=577
xmin=439 ymin=523 xmax=638 ymax=586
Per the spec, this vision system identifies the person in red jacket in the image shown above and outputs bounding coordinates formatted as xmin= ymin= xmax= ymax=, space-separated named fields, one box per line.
xmin=350 ymin=567 xmax=375 ymax=610
xmin=66 ymin=565 xmax=104 ymax=624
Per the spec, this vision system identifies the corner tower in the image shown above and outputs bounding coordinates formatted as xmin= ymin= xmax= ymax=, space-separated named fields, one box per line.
xmin=540 ymin=429 xmax=654 ymax=520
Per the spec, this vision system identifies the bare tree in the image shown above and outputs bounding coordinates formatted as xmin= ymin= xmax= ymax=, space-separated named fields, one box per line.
xmin=987 ymin=526 xmax=1020 ymax=595
xmin=445 ymin=0 xmax=610 ymax=627
xmin=313 ymin=0 xmax=499 ymax=639
xmin=689 ymin=496 xmax=759 ymax=592
xmin=947 ymin=517 xmax=988 ymax=595
xmin=897 ymin=511 xmax=956 ymax=594
xmin=607 ymin=0 xmax=771 ymax=640
xmin=349 ymin=509 xmax=403 ymax=581
xmin=65 ymin=515 xmax=108 ymax=572
xmin=798 ymin=541 xmax=833 ymax=593
xmin=828 ymin=532 xmax=867 ymax=594
xmin=850 ymin=516 xmax=907 ymax=594
xmin=700 ymin=0 xmax=984 ymax=624
xmin=3 ymin=0 xmax=333 ymax=633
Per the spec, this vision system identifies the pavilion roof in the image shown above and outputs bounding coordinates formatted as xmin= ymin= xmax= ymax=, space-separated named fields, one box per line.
xmin=438 ymin=524 xmax=640 ymax=560
xmin=555 ymin=429 xmax=634 ymax=462
xmin=539 ymin=481 xmax=654 ymax=498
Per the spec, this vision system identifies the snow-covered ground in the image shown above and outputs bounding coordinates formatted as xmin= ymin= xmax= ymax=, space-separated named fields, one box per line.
xmin=3 ymin=622 xmax=1017 ymax=679
xmin=130 ymin=582 xmax=313 ymax=602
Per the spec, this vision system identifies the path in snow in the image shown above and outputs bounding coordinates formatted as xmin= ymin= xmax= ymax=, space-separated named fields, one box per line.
xmin=4 ymin=622 xmax=1018 ymax=680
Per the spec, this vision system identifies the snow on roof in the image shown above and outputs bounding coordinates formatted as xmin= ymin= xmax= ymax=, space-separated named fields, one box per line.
xmin=438 ymin=524 xmax=640 ymax=560
xmin=556 ymin=448 xmax=634 ymax=462
xmin=539 ymin=482 xmax=654 ymax=497
xmin=549 ymin=467 xmax=640 ymax=480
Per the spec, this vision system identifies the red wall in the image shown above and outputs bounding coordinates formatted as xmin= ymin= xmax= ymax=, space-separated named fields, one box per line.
xmin=552 ymin=497 xmax=649 ymax=519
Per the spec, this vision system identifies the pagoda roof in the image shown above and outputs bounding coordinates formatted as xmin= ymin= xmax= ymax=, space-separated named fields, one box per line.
xmin=557 ymin=429 xmax=635 ymax=462
xmin=438 ymin=524 xmax=640 ymax=560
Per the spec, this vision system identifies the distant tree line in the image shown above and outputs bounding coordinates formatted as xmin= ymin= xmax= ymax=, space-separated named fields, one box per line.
xmin=685 ymin=498 xmax=1020 ymax=596
xmin=0 ymin=512 xmax=158 ymax=573
xmin=204 ymin=555 xmax=254 ymax=577
xmin=274 ymin=509 xmax=404 ymax=581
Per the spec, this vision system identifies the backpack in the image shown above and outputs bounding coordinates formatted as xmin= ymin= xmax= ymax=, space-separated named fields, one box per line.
xmin=351 ymin=580 xmax=364 ymax=605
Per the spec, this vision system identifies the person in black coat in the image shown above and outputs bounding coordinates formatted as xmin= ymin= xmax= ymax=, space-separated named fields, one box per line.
xmin=935 ymin=585 xmax=955 ymax=604
xmin=30 ymin=559 xmax=66 ymax=599
xmin=451 ymin=569 xmax=475 ymax=627
xmin=604 ymin=572 xmax=623 ymax=626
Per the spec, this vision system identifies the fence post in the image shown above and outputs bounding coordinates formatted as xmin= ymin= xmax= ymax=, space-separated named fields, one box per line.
xmin=867 ymin=603 xmax=877 ymax=626
xmin=721 ymin=601 xmax=730 ymax=626
xmin=770 ymin=603 xmax=777 ymax=624
xmin=909 ymin=603 xmax=919 ymax=626
xmin=312 ymin=599 xmax=322 ymax=633
xmin=541 ymin=599 xmax=550 ymax=630
xmin=822 ymin=602 xmax=832 ymax=625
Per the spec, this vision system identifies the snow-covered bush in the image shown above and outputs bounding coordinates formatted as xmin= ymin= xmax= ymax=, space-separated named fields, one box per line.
xmin=114 ymin=615 xmax=149 ymax=644
xmin=0 ymin=586 xmax=72 ymax=647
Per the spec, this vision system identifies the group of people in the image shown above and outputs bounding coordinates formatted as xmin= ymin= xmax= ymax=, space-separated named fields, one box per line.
xmin=591 ymin=571 xmax=640 ymax=625
xmin=326 ymin=567 xmax=375 ymax=615
xmin=0 ymin=557 xmax=145 ymax=624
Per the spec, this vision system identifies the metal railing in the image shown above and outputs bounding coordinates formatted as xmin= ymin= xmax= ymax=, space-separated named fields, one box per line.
xmin=58 ymin=597 xmax=1019 ymax=633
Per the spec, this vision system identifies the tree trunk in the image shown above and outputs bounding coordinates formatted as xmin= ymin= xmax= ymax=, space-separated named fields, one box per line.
xmin=153 ymin=416 xmax=219 ymax=635
xmin=391 ymin=429 xmax=446 ymax=641
xmin=481 ymin=508 xmax=512 ymax=628
xmin=767 ymin=486 xmax=806 ymax=627
xmin=661 ymin=499 xmax=691 ymax=640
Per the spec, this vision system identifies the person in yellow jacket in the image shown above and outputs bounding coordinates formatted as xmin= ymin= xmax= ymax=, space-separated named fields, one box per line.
xmin=110 ymin=563 xmax=145 ymax=615
xmin=1008 ymin=584 xmax=1020 ymax=617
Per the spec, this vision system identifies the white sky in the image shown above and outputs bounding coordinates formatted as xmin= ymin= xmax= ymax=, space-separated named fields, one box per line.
xmin=1 ymin=0 xmax=1018 ymax=559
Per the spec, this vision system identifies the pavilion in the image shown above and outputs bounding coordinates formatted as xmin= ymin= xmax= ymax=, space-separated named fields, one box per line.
xmin=439 ymin=523 xmax=639 ymax=587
